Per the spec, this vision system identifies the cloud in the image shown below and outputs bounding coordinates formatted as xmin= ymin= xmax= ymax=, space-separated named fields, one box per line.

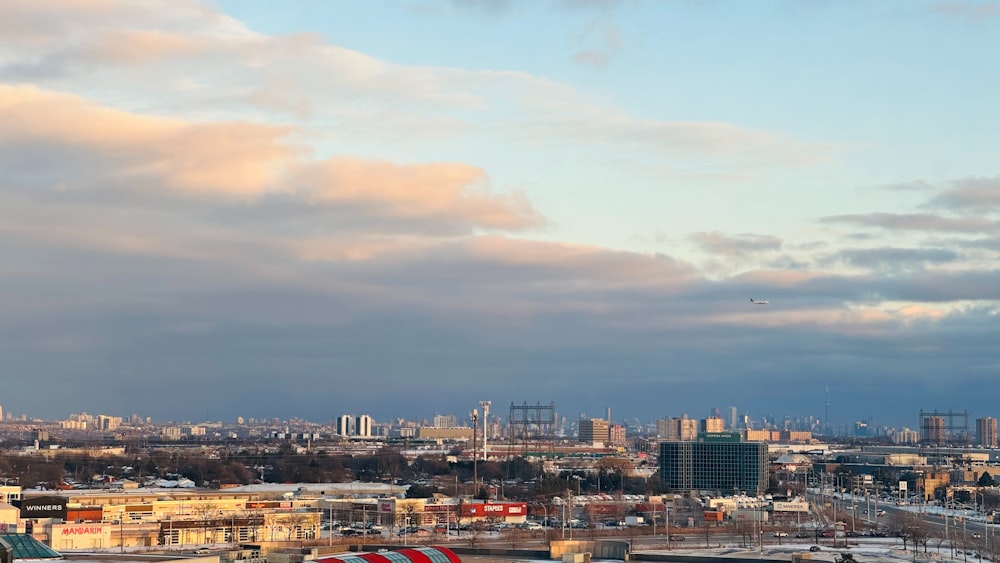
xmin=570 ymin=14 xmax=622 ymax=69
xmin=930 ymin=1 xmax=999 ymax=23
xmin=930 ymin=176 xmax=1000 ymax=212
xmin=0 ymin=85 xmax=542 ymax=235
xmin=0 ymin=0 xmax=831 ymax=177
xmin=822 ymin=212 xmax=997 ymax=233
xmin=688 ymin=231 xmax=783 ymax=257
xmin=0 ymin=84 xmax=299 ymax=196
xmin=827 ymin=247 xmax=961 ymax=271
xmin=449 ymin=0 xmax=517 ymax=15
xmin=295 ymin=159 xmax=543 ymax=231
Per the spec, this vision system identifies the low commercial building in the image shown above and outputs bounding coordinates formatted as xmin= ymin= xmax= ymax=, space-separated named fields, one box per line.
xmin=19 ymin=489 xmax=320 ymax=549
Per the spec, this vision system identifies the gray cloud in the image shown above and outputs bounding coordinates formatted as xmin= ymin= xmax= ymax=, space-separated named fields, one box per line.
xmin=823 ymin=212 xmax=997 ymax=233
xmin=688 ymin=231 xmax=783 ymax=257
xmin=826 ymin=247 xmax=961 ymax=272
xmin=930 ymin=1 xmax=999 ymax=22
xmin=930 ymin=176 xmax=1000 ymax=212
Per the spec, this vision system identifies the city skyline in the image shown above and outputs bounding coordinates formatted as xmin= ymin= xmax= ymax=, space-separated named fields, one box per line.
xmin=2 ymin=400 xmax=997 ymax=439
xmin=3 ymin=1 xmax=1000 ymax=425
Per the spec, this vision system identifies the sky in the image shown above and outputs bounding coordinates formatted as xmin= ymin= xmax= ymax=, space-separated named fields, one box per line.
xmin=2 ymin=0 xmax=1000 ymax=429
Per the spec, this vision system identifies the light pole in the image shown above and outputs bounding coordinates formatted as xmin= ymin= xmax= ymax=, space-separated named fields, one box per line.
xmin=119 ymin=510 xmax=125 ymax=554
xmin=471 ymin=409 xmax=479 ymax=497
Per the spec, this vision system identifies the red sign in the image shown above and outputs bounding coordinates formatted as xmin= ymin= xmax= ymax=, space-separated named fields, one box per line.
xmin=461 ymin=502 xmax=527 ymax=517
xmin=62 ymin=526 xmax=104 ymax=536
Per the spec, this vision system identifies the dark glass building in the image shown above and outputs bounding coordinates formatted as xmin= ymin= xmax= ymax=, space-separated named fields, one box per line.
xmin=659 ymin=438 xmax=768 ymax=494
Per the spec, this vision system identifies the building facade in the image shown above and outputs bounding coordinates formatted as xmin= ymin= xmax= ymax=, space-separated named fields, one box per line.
xmin=355 ymin=415 xmax=373 ymax=438
xmin=336 ymin=415 xmax=353 ymax=437
xmin=659 ymin=438 xmax=768 ymax=495
xmin=578 ymin=418 xmax=610 ymax=446
xmin=701 ymin=417 xmax=725 ymax=433
xmin=977 ymin=417 xmax=998 ymax=448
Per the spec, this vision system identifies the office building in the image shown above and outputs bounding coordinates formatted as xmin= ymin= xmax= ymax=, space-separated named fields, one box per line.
xmin=579 ymin=418 xmax=610 ymax=446
xmin=659 ymin=436 xmax=768 ymax=495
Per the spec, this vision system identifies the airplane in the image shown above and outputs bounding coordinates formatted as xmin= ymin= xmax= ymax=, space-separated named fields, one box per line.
xmin=750 ymin=298 xmax=769 ymax=305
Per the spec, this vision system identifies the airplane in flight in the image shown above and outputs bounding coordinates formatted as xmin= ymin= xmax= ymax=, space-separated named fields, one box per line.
xmin=750 ymin=298 xmax=769 ymax=305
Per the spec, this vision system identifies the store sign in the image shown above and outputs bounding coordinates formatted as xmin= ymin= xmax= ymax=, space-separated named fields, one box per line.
xmin=62 ymin=526 xmax=104 ymax=536
xmin=462 ymin=502 xmax=527 ymax=517
xmin=20 ymin=497 xmax=67 ymax=519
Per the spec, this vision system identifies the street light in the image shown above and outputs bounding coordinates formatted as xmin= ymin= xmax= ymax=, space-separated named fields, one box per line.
xmin=470 ymin=409 xmax=479 ymax=497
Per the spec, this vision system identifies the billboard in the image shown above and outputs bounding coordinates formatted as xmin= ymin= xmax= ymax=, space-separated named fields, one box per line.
xmin=20 ymin=496 xmax=67 ymax=519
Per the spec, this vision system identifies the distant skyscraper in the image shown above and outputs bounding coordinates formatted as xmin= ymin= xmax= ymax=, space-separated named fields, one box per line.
xmin=336 ymin=414 xmax=353 ymax=436
xmin=355 ymin=414 xmax=373 ymax=437
xmin=729 ymin=407 xmax=738 ymax=430
xmin=977 ymin=417 xmax=998 ymax=447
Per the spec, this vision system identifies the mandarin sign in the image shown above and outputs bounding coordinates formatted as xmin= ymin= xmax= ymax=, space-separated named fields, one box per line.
xmin=62 ymin=526 xmax=104 ymax=535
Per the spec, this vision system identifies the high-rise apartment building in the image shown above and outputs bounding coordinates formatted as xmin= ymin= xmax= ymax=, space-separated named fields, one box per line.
xmin=659 ymin=436 xmax=768 ymax=494
xmin=678 ymin=417 xmax=697 ymax=441
xmin=701 ymin=416 xmax=725 ymax=433
xmin=336 ymin=414 xmax=353 ymax=436
xmin=921 ymin=416 xmax=946 ymax=444
xmin=893 ymin=427 xmax=920 ymax=445
xmin=579 ymin=418 xmax=610 ymax=446
xmin=355 ymin=414 xmax=373 ymax=437
xmin=609 ymin=424 xmax=626 ymax=445
xmin=433 ymin=414 xmax=457 ymax=428
xmin=656 ymin=416 xmax=698 ymax=441
xmin=977 ymin=417 xmax=998 ymax=447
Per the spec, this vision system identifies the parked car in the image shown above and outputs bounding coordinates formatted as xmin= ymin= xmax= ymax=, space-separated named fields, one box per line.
xmin=773 ymin=531 xmax=789 ymax=537
xmin=194 ymin=548 xmax=212 ymax=555
xmin=669 ymin=535 xmax=685 ymax=541
xmin=810 ymin=546 xmax=822 ymax=552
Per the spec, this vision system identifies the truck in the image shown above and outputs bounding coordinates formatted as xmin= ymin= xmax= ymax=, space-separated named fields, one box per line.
xmin=703 ymin=511 xmax=724 ymax=522
xmin=625 ymin=516 xmax=645 ymax=526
